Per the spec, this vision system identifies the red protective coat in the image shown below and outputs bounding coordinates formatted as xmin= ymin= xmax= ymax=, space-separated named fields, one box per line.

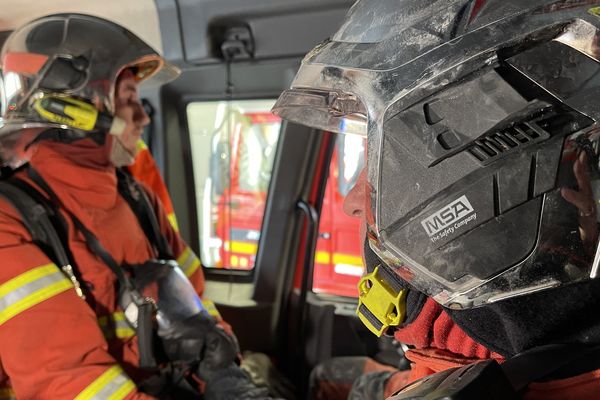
xmin=0 ymin=139 xmax=206 ymax=399
xmin=127 ymin=140 xmax=178 ymax=232
xmin=384 ymin=298 xmax=600 ymax=399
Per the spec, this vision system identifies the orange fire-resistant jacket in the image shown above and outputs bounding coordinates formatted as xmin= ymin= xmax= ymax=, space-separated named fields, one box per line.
xmin=127 ymin=140 xmax=178 ymax=232
xmin=0 ymin=139 xmax=207 ymax=399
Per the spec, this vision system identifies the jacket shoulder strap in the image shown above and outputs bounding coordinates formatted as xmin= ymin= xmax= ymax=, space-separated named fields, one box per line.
xmin=0 ymin=179 xmax=72 ymax=268
xmin=116 ymin=168 xmax=173 ymax=259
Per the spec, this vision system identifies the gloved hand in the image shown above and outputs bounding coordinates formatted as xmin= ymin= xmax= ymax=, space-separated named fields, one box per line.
xmin=159 ymin=314 xmax=282 ymax=399
xmin=160 ymin=313 xmax=239 ymax=373
xmin=202 ymin=363 xmax=276 ymax=400
xmin=240 ymin=351 xmax=295 ymax=400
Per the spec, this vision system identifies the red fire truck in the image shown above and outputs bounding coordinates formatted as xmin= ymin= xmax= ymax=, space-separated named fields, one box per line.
xmin=203 ymin=109 xmax=364 ymax=297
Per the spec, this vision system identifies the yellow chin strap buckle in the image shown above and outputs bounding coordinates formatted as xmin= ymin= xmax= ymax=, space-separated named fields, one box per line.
xmin=357 ymin=265 xmax=407 ymax=337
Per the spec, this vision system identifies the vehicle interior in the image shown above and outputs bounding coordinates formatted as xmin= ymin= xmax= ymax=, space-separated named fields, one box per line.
xmin=1 ymin=1 xmax=406 ymax=397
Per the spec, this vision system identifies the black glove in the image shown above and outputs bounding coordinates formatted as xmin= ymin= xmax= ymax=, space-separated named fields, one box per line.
xmin=240 ymin=351 xmax=296 ymax=400
xmin=159 ymin=314 xmax=281 ymax=399
xmin=160 ymin=313 xmax=239 ymax=372
xmin=203 ymin=364 xmax=278 ymax=400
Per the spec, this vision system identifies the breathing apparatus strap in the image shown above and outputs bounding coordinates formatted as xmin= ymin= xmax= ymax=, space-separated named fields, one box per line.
xmin=116 ymin=168 xmax=172 ymax=259
xmin=27 ymin=167 xmax=129 ymax=285
xmin=0 ymin=175 xmax=87 ymax=299
xmin=390 ymin=344 xmax=600 ymax=399
xmin=0 ymin=178 xmax=71 ymax=268
xmin=26 ymin=166 xmax=158 ymax=368
xmin=501 ymin=344 xmax=600 ymax=391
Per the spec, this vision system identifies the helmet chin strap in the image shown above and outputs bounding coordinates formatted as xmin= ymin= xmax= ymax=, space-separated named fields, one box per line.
xmin=109 ymin=136 xmax=136 ymax=167
xmin=24 ymin=128 xmax=136 ymax=168
xmin=26 ymin=128 xmax=106 ymax=149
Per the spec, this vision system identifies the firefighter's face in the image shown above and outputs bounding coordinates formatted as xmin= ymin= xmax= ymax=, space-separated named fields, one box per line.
xmin=343 ymin=166 xmax=368 ymax=252
xmin=113 ymin=69 xmax=150 ymax=154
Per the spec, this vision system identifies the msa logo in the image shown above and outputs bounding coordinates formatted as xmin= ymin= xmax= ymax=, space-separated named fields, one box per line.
xmin=421 ymin=195 xmax=474 ymax=237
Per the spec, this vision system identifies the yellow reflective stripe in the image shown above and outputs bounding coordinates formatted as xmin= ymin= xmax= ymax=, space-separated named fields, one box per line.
xmin=315 ymin=251 xmax=330 ymax=264
xmin=0 ymin=388 xmax=15 ymax=399
xmin=0 ymin=264 xmax=73 ymax=326
xmin=177 ymin=247 xmax=201 ymax=277
xmin=136 ymin=139 xmax=147 ymax=152
xmin=74 ymin=365 xmax=135 ymax=400
xmin=98 ymin=312 xmax=136 ymax=340
xmin=167 ymin=212 xmax=179 ymax=232
xmin=332 ymin=253 xmax=363 ymax=266
xmin=314 ymin=252 xmax=363 ymax=266
xmin=201 ymin=299 xmax=221 ymax=319
xmin=228 ymin=241 xmax=257 ymax=255
xmin=176 ymin=247 xmax=191 ymax=265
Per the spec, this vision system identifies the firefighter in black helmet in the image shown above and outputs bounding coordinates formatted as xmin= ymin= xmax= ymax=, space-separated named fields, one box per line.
xmin=275 ymin=0 xmax=600 ymax=398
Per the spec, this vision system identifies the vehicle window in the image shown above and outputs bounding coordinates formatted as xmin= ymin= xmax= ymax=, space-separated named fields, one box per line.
xmin=312 ymin=134 xmax=366 ymax=297
xmin=186 ymin=99 xmax=281 ymax=270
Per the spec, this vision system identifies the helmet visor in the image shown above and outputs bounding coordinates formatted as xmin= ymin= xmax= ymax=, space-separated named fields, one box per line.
xmin=272 ymin=88 xmax=367 ymax=136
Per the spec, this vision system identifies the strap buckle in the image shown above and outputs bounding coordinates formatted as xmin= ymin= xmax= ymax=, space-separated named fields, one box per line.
xmin=356 ymin=265 xmax=406 ymax=336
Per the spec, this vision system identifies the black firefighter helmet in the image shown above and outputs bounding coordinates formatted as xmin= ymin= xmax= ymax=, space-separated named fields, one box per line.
xmin=274 ymin=0 xmax=600 ymax=322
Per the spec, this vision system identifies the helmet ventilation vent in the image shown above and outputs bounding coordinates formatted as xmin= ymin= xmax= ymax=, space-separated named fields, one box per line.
xmin=467 ymin=107 xmax=592 ymax=165
xmin=468 ymin=121 xmax=548 ymax=163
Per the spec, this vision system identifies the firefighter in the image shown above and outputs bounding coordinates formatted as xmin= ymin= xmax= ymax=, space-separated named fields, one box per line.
xmin=274 ymin=0 xmax=600 ymax=398
xmin=0 ymin=13 xmax=272 ymax=399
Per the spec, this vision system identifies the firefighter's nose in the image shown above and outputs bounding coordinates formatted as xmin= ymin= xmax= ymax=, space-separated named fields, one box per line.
xmin=343 ymin=168 xmax=367 ymax=218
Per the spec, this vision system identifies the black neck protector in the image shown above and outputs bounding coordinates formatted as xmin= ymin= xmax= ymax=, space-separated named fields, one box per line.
xmin=446 ymin=278 xmax=600 ymax=357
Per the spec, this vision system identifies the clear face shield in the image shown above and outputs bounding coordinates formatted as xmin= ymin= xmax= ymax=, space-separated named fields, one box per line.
xmin=274 ymin=12 xmax=600 ymax=335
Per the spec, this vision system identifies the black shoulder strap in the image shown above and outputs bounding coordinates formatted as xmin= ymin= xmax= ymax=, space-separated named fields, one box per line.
xmin=0 ymin=179 xmax=71 ymax=268
xmin=116 ymin=168 xmax=173 ymax=260
xmin=389 ymin=343 xmax=600 ymax=399
xmin=0 ymin=178 xmax=86 ymax=298
xmin=501 ymin=343 xmax=600 ymax=391
xmin=25 ymin=167 xmax=133 ymax=291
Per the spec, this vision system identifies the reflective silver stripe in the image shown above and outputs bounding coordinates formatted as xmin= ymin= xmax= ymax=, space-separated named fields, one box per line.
xmin=0 ymin=270 xmax=65 ymax=310
xmin=0 ymin=264 xmax=73 ymax=325
xmin=177 ymin=247 xmax=200 ymax=277
xmin=74 ymin=365 xmax=135 ymax=400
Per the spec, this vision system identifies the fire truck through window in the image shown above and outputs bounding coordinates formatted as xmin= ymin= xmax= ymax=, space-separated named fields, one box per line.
xmin=187 ymin=99 xmax=364 ymax=297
